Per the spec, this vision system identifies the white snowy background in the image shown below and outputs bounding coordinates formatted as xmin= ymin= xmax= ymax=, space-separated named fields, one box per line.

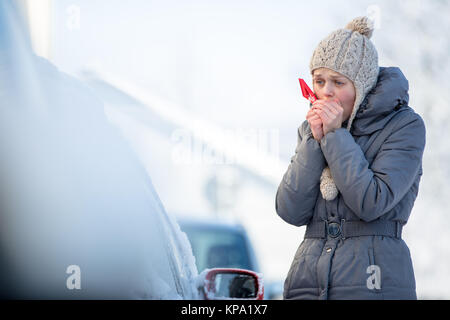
xmin=19 ymin=0 xmax=450 ymax=299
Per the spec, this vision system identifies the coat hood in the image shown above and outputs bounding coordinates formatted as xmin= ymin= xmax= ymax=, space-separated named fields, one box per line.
xmin=351 ymin=67 xmax=410 ymax=136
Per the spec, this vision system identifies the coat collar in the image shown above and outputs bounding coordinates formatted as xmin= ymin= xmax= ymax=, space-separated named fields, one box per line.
xmin=351 ymin=67 xmax=410 ymax=136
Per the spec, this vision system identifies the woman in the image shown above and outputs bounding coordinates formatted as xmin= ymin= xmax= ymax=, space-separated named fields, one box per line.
xmin=275 ymin=16 xmax=426 ymax=299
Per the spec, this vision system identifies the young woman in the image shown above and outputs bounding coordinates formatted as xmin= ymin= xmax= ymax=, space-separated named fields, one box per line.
xmin=275 ymin=16 xmax=426 ymax=299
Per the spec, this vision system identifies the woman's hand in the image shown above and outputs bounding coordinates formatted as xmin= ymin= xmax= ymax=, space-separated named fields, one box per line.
xmin=311 ymin=99 xmax=344 ymax=136
xmin=306 ymin=108 xmax=324 ymax=141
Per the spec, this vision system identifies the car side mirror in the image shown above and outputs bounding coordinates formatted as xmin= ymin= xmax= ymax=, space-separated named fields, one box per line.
xmin=198 ymin=268 xmax=264 ymax=300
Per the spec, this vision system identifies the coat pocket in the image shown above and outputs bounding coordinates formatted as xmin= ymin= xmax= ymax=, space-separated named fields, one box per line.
xmin=283 ymin=257 xmax=301 ymax=298
xmin=283 ymin=240 xmax=306 ymax=295
xmin=373 ymin=239 xmax=416 ymax=290
xmin=330 ymin=244 xmax=372 ymax=288
xmin=284 ymin=240 xmax=320 ymax=298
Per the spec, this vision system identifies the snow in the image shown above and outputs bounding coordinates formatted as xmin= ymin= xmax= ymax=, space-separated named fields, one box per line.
xmin=257 ymin=272 xmax=264 ymax=299
xmin=195 ymin=268 xmax=212 ymax=300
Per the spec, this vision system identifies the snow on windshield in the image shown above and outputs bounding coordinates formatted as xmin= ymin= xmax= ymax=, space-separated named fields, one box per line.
xmin=0 ymin=0 xmax=197 ymax=299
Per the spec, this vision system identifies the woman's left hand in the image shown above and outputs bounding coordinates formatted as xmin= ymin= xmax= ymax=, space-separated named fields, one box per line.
xmin=311 ymin=99 xmax=344 ymax=136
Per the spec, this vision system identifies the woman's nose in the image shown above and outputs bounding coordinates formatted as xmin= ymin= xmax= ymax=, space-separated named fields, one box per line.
xmin=323 ymin=83 xmax=334 ymax=97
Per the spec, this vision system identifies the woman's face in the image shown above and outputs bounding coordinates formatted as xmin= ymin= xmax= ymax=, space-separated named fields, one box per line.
xmin=312 ymin=68 xmax=356 ymax=122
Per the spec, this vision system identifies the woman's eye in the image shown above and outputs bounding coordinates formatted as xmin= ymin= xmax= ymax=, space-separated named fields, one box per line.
xmin=315 ymin=80 xmax=324 ymax=85
xmin=335 ymin=81 xmax=344 ymax=86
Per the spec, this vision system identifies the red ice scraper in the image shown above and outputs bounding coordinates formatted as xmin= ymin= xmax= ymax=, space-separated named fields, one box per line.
xmin=299 ymin=78 xmax=317 ymax=103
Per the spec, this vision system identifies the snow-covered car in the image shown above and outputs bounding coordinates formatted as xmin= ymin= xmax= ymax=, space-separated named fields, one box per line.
xmin=0 ymin=1 xmax=263 ymax=300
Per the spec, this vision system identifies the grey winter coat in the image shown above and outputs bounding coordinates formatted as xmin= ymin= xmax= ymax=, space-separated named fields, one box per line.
xmin=276 ymin=67 xmax=426 ymax=300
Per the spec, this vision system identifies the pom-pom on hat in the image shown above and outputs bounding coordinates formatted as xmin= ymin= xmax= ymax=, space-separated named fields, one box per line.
xmin=309 ymin=16 xmax=379 ymax=201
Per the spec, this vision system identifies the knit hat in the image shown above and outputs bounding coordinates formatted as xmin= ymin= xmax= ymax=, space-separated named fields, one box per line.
xmin=309 ymin=16 xmax=379 ymax=201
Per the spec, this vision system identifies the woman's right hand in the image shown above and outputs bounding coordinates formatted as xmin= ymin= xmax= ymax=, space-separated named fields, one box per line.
xmin=306 ymin=108 xmax=324 ymax=141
